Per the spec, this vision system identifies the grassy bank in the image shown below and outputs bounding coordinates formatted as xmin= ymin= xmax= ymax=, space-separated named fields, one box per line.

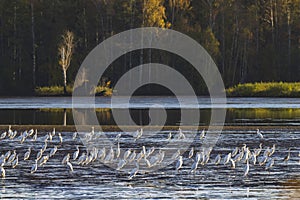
xmin=35 ymin=85 xmax=112 ymax=96
xmin=226 ymin=82 xmax=300 ymax=97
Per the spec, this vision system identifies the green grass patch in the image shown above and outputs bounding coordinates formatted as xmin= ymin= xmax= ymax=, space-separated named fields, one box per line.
xmin=226 ymin=82 xmax=300 ymax=97
xmin=35 ymin=85 xmax=112 ymax=96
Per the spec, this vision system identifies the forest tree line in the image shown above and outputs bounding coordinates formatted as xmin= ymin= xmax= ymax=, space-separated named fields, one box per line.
xmin=0 ymin=0 xmax=300 ymax=95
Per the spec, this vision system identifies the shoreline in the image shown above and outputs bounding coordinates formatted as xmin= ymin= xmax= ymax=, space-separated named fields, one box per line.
xmin=1 ymin=125 xmax=299 ymax=132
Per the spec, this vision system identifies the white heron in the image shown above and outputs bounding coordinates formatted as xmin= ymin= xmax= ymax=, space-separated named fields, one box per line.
xmin=136 ymin=150 xmax=144 ymax=163
xmin=158 ymin=150 xmax=165 ymax=164
xmin=39 ymin=155 xmax=49 ymax=166
xmin=73 ymin=146 xmax=80 ymax=160
xmin=269 ymin=144 xmax=276 ymax=156
xmin=31 ymin=160 xmax=38 ymax=173
xmin=114 ymin=133 xmax=121 ymax=141
xmin=244 ymin=160 xmax=250 ymax=177
xmin=254 ymin=143 xmax=263 ymax=157
xmin=36 ymin=149 xmax=43 ymax=161
xmin=98 ymin=148 xmax=106 ymax=161
xmin=117 ymin=159 xmax=127 ymax=170
xmin=256 ymin=129 xmax=264 ymax=139
xmin=171 ymin=149 xmax=180 ymax=160
xmin=7 ymin=125 xmax=12 ymax=137
xmin=20 ymin=135 xmax=26 ymax=144
xmin=145 ymin=146 xmax=155 ymax=158
xmin=123 ymin=149 xmax=132 ymax=160
xmin=48 ymin=132 xmax=53 ymax=142
xmin=128 ymin=150 xmax=136 ymax=163
xmin=62 ymin=153 xmax=70 ymax=164
xmin=265 ymin=158 xmax=275 ymax=170
xmin=12 ymin=155 xmax=18 ymax=168
xmin=214 ymin=154 xmax=221 ymax=165
xmin=190 ymin=159 xmax=199 ymax=173
xmin=258 ymin=155 xmax=268 ymax=166
xmin=200 ymin=129 xmax=205 ymax=139
xmin=24 ymin=147 xmax=32 ymax=161
xmin=116 ymin=143 xmax=120 ymax=158
xmin=223 ymin=153 xmax=232 ymax=165
xmin=177 ymin=128 xmax=185 ymax=139
xmin=231 ymin=147 xmax=239 ymax=157
xmin=230 ymin=158 xmax=236 ymax=169
xmin=49 ymin=146 xmax=58 ymax=157
xmin=32 ymin=130 xmax=37 ymax=141
xmin=7 ymin=150 xmax=16 ymax=163
xmin=28 ymin=129 xmax=34 ymax=136
xmin=128 ymin=163 xmax=139 ymax=180
xmin=72 ymin=132 xmax=77 ymax=140
xmin=0 ymin=131 xmax=6 ymax=140
xmin=0 ymin=166 xmax=5 ymax=178
xmin=176 ymin=156 xmax=183 ymax=171
xmin=10 ymin=130 xmax=17 ymax=140
xmin=66 ymin=161 xmax=74 ymax=172
xmin=41 ymin=141 xmax=47 ymax=153
xmin=51 ymin=128 xmax=56 ymax=137
xmin=188 ymin=147 xmax=194 ymax=159
xmin=283 ymin=148 xmax=291 ymax=163
xmin=0 ymin=155 xmax=5 ymax=167
xmin=58 ymin=133 xmax=63 ymax=144
xmin=4 ymin=150 xmax=11 ymax=160
xmin=77 ymin=153 xmax=87 ymax=165
xmin=167 ymin=132 xmax=172 ymax=140
xmin=251 ymin=153 xmax=257 ymax=165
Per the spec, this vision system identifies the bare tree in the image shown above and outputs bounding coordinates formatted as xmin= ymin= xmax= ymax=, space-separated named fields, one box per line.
xmin=58 ymin=30 xmax=74 ymax=94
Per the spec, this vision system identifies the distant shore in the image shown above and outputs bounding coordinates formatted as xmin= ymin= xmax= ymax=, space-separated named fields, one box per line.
xmin=32 ymin=82 xmax=300 ymax=98
xmin=226 ymin=82 xmax=300 ymax=97
xmin=35 ymin=85 xmax=112 ymax=97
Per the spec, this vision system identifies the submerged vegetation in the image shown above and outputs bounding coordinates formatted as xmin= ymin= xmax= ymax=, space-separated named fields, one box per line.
xmin=226 ymin=82 xmax=300 ymax=97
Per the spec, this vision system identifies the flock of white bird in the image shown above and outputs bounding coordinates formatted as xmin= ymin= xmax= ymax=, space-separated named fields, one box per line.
xmin=0 ymin=126 xmax=298 ymax=180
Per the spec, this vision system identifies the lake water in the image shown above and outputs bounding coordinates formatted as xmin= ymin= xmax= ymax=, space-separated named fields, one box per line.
xmin=1 ymin=97 xmax=300 ymax=126
xmin=0 ymin=97 xmax=299 ymax=199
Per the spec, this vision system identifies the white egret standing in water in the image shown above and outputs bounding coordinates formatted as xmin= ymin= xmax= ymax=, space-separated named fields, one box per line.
xmin=128 ymin=162 xmax=139 ymax=180
xmin=0 ymin=131 xmax=6 ymax=140
xmin=200 ymin=129 xmax=205 ymax=139
xmin=62 ymin=153 xmax=70 ymax=164
xmin=49 ymin=146 xmax=58 ymax=157
xmin=214 ymin=154 xmax=221 ymax=165
xmin=31 ymin=160 xmax=38 ymax=174
xmin=66 ymin=161 xmax=73 ymax=172
xmin=0 ymin=166 xmax=5 ymax=178
xmin=12 ymin=155 xmax=18 ymax=168
xmin=24 ymin=147 xmax=32 ymax=161
xmin=73 ymin=146 xmax=80 ymax=160
xmin=176 ymin=156 xmax=183 ymax=172
xmin=244 ymin=160 xmax=250 ymax=176
xmin=283 ymin=148 xmax=291 ymax=163
xmin=72 ymin=132 xmax=77 ymax=140
xmin=188 ymin=147 xmax=194 ymax=159
xmin=256 ymin=129 xmax=264 ymax=139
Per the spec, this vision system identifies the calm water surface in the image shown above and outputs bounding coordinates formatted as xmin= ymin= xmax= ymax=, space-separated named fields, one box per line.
xmin=1 ymin=97 xmax=300 ymax=126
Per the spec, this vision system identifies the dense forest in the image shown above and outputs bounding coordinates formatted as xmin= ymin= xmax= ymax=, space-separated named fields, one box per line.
xmin=0 ymin=0 xmax=300 ymax=95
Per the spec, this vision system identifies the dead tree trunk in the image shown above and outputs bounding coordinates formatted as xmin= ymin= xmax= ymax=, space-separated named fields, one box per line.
xmin=58 ymin=31 xmax=74 ymax=95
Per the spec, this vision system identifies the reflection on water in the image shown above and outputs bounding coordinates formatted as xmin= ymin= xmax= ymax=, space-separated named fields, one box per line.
xmin=1 ymin=97 xmax=300 ymax=109
xmin=1 ymin=108 xmax=300 ymax=126
xmin=0 ymin=97 xmax=299 ymax=199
